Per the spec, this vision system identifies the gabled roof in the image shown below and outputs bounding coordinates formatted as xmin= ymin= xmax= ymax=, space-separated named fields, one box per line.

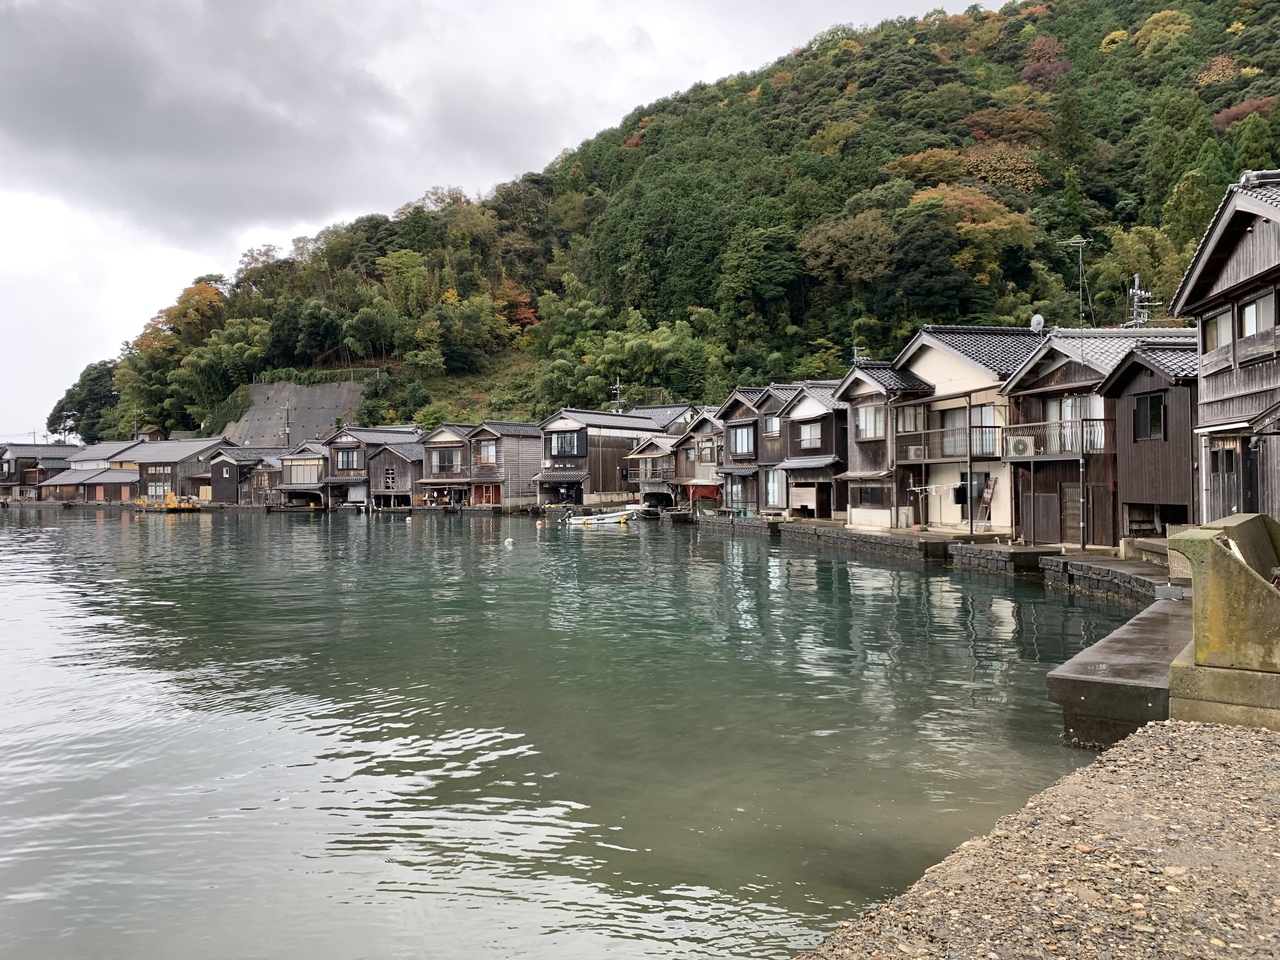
xmin=421 ymin=423 xmax=478 ymax=444
xmin=1096 ymin=340 xmax=1200 ymax=396
xmin=1173 ymin=170 xmax=1280 ymax=316
xmin=1001 ymin=327 xmax=1196 ymax=395
xmin=537 ymin=408 xmax=663 ymax=431
xmin=67 ymin=441 xmax=142 ymax=463
xmin=283 ymin=439 xmax=328 ymax=458
xmin=470 ymin=420 xmax=542 ymax=438
xmin=207 ymin=446 xmax=289 ymax=465
xmin=672 ymin=411 xmax=723 ymax=447
xmin=127 ymin=438 xmax=233 ymax=464
xmin=835 ymin=360 xmax=932 ymax=400
xmin=373 ymin=442 xmax=426 ymax=462
xmin=326 ymin=425 xmax=422 ymax=446
xmin=624 ymin=436 xmax=678 ymax=459
xmin=897 ymin=325 xmax=1044 ymax=380
xmin=713 ymin=386 xmax=769 ymax=421
xmin=0 ymin=443 xmax=82 ymax=459
xmin=777 ymin=382 xmax=849 ymax=418
xmin=626 ymin=403 xmax=696 ymax=430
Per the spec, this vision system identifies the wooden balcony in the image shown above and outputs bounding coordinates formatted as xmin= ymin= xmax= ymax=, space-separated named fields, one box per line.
xmin=1000 ymin=420 xmax=1114 ymax=460
xmin=427 ymin=464 xmax=469 ymax=479
xmin=896 ymin=427 xmax=1002 ymax=463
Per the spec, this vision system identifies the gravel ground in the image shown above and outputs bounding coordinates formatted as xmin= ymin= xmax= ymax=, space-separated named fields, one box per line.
xmin=797 ymin=721 xmax=1280 ymax=959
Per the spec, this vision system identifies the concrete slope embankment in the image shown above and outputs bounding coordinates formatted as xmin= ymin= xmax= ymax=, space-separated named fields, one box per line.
xmin=798 ymin=720 xmax=1279 ymax=959
xmin=222 ymin=382 xmax=365 ymax=446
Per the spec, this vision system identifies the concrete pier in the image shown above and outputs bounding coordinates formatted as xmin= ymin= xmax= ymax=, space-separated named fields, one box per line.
xmin=1047 ymin=599 xmax=1193 ymax=747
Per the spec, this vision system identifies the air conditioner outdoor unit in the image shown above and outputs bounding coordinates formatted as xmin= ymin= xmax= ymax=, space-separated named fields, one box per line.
xmin=542 ymin=459 xmax=553 ymax=468
xmin=1005 ymin=435 xmax=1037 ymax=458
xmin=906 ymin=445 xmax=926 ymax=460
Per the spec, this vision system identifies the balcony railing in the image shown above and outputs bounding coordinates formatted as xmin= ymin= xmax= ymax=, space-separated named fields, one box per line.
xmin=1000 ymin=419 xmax=1114 ymax=460
xmin=896 ymin=426 xmax=1001 ymax=463
xmin=427 ymin=463 xmax=468 ymax=477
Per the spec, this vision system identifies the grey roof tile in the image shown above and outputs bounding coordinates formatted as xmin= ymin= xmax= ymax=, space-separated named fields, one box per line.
xmin=854 ymin=361 xmax=931 ymax=392
xmin=920 ymin=325 xmax=1044 ymax=377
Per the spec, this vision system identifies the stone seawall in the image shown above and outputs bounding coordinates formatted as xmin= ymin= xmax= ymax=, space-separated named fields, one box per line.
xmin=1041 ymin=555 xmax=1189 ymax=607
xmin=947 ymin=542 xmax=1060 ymax=576
xmin=779 ymin=524 xmax=948 ymax=562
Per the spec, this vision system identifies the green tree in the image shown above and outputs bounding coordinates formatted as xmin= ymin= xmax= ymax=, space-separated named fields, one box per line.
xmin=46 ymin=360 xmax=118 ymax=443
xmin=1233 ymin=112 xmax=1276 ymax=175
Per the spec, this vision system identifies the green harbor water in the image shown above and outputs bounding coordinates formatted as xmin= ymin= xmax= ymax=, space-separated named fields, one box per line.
xmin=0 ymin=508 xmax=1131 ymax=959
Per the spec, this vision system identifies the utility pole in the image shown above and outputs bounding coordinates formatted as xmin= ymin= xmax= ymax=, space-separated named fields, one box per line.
xmin=611 ymin=377 xmax=624 ymax=413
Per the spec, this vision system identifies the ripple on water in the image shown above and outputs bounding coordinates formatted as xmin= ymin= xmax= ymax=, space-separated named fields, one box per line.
xmin=0 ymin=511 xmax=1131 ymax=959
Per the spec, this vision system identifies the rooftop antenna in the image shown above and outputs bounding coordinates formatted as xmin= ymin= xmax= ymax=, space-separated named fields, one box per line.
xmin=1030 ymin=313 xmax=1045 ymax=335
xmin=1056 ymin=235 xmax=1094 ymax=327
xmin=1121 ymin=273 xmax=1161 ymax=328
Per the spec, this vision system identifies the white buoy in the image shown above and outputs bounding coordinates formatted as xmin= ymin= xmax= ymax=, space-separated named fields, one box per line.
xmin=535 ymin=520 xmax=542 ymax=529
xmin=504 ymin=537 xmax=514 ymax=548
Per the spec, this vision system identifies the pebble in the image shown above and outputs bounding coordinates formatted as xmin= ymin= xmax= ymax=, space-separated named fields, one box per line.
xmin=796 ymin=721 xmax=1280 ymax=960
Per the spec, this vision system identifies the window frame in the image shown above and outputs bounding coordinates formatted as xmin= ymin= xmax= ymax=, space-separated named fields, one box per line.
xmin=798 ymin=422 xmax=822 ymax=449
xmin=550 ymin=431 xmax=582 ymax=457
xmin=1134 ymin=392 xmax=1166 ymax=441
xmin=728 ymin=425 xmax=755 ymax=457
xmin=335 ymin=448 xmax=362 ymax=471
xmin=855 ymin=404 xmax=886 ymax=440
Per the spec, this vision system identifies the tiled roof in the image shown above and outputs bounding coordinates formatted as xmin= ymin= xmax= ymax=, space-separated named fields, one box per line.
xmin=127 ymin=439 xmax=232 ymax=464
xmin=209 ymin=446 xmax=289 ymax=464
xmin=1 ymin=443 xmax=82 ymax=459
xmin=776 ymin=455 xmax=841 ymax=471
xmin=541 ymin=409 xmax=663 ymax=431
xmin=532 ymin=469 xmax=589 ymax=483
xmin=472 ymin=421 xmax=542 ymax=438
xmin=377 ymin=443 xmax=426 ymax=462
xmin=38 ymin=467 xmax=138 ymax=487
xmin=1004 ymin=327 xmax=1196 ymax=392
xmin=67 ymin=441 xmax=141 ymax=462
xmin=329 ymin=426 xmax=421 ymax=445
xmin=854 ymin=361 xmax=931 ymax=392
xmin=626 ymin=404 xmax=695 ymax=430
xmin=625 ymin=436 xmax=678 ymax=458
xmin=919 ymin=325 xmax=1044 ymax=377
xmin=1133 ymin=342 xmax=1199 ymax=381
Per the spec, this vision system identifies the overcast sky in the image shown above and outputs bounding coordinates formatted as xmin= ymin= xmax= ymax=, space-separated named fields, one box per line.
xmin=0 ymin=0 xmax=959 ymax=441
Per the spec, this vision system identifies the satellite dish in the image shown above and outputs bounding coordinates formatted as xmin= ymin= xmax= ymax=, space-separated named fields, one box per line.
xmin=1030 ymin=313 xmax=1045 ymax=334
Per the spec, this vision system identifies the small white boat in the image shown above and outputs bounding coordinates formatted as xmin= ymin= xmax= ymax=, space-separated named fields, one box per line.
xmin=564 ymin=509 xmax=634 ymax=526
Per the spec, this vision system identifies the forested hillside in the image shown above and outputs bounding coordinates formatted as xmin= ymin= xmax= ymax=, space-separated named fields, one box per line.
xmin=50 ymin=0 xmax=1280 ymax=441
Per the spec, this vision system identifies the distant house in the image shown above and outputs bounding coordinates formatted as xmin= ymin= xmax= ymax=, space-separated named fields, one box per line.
xmin=624 ymin=435 xmax=679 ymax=509
xmin=834 ymin=361 xmax=932 ymax=529
xmin=206 ymin=447 xmax=285 ymax=506
xmin=999 ymin=327 xmax=1195 ymax=546
xmin=321 ymin=425 xmax=422 ymax=506
xmin=671 ymin=411 xmax=723 ymax=509
xmin=131 ymin=438 xmax=236 ymax=501
xmin=1098 ymin=339 xmax=1201 ymax=537
xmin=713 ymin=387 xmax=768 ymax=514
xmin=418 ymin=423 xmax=478 ymax=506
xmin=892 ymin=326 xmax=1043 ymax=535
xmin=0 ymin=443 xmax=82 ymax=500
xmin=367 ymin=442 xmax=425 ymax=509
xmin=534 ymin=409 xmax=665 ymax=506
xmin=1171 ymin=169 xmax=1280 ymax=520
xmin=37 ymin=440 xmax=142 ymax=502
xmin=276 ymin=440 xmax=329 ymax=509
xmin=626 ymin=403 xmax=698 ymax=435
xmin=775 ymin=382 xmax=848 ymax=521
xmin=465 ymin=421 xmax=543 ymax=511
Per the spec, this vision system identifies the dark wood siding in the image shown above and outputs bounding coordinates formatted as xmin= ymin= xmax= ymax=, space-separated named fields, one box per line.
xmin=1114 ymin=371 xmax=1197 ymax=516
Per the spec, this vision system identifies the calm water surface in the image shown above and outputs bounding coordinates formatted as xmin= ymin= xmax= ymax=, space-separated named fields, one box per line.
xmin=0 ymin=508 xmax=1131 ymax=959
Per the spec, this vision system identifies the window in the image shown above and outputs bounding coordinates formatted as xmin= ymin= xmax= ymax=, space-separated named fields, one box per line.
xmin=336 ymin=448 xmax=362 ymax=471
xmin=855 ymin=405 xmax=886 ymax=440
xmin=146 ymin=481 xmax=169 ymax=497
xmin=763 ymin=416 xmax=780 ymax=437
xmin=897 ymin=406 xmax=922 ymax=433
xmin=475 ymin=440 xmax=497 ymax=465
xmin=384 ymin=466 xmax=397 ymax=489
xmin=855 ymin=485 xmax=884 ymax=507
xmin=729 ymin=425 xmax=755 ymax=456
xmin=1203 ymin=309 xmax=1231 ymax=351
xmin=765 ymin=469 xmax=783 ymax=507
xmin=1134 ymin=393 xmax=1165 ymax=441
xmin=1241 ymin=293 xmax=1275 ymax=338
xmin=697 ymin=443 xmax=716 ymax=463
xmin=288 ymin=460 xmax=320 ymax=485
xmin=798 ymin=423 xmax=821 ymax=449
xmin=551 ymin=432 xmax=581 ymax=457
xmin=222 ymin=466 xmax=231 ymax=478
xmin=432 ymin=450 xmax=456 ymax=472
xmin=684 ymin=447 xmax=696 ymax=462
